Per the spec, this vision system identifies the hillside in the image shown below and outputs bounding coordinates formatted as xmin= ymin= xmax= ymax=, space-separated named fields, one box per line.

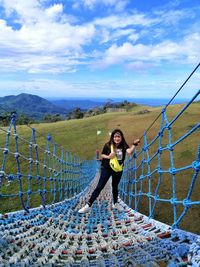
xmin=19 ymin=102 xmax=199 ymax=160
xmin=0 ymin=93 xmax=68 ymax=120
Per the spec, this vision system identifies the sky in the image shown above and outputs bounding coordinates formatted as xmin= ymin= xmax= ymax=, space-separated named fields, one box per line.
xmin=0 ymin=0 xmax=200 ymax=100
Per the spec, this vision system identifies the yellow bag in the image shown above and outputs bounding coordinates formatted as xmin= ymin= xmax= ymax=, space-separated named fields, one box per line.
xmin=109 ymin=144 xmax=123 ymax=172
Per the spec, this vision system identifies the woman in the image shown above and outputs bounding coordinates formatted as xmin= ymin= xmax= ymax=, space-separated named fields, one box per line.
xmin=78 ymin=129 xmax=140 ymax=213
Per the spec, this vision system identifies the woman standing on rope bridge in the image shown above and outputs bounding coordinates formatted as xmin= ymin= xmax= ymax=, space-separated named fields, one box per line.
xmin=78 ymin=129 xmax=140 ymax=213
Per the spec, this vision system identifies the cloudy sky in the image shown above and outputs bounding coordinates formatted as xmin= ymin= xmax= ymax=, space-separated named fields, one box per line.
xmin=0 ymin=0 xmax=199 ymax=99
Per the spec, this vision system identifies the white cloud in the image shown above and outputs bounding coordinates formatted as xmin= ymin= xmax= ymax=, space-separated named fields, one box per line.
xmin=154 ymin=8 xmax=195 ymax=26
xmin=111 ymin=28 xmax=139 ymax=42
xmin=97 ymin=43 xmax=151 ymax=67
xmin=0 ymin=0 xmax=42 ymax=24
xmin=73 ymin=0 xmax=128 ymax=11
xmin=95 ymin=30 xmax=200 ymax=69
xmin=125 ymin=61 xmax=156 ymax=71
xmin=0 ymin=1 xmax=96 ymax=73
xmin=45 ymin=4 xmax=63 ymax=19
xmin=94 ymin=13 xmax=157 ymax=29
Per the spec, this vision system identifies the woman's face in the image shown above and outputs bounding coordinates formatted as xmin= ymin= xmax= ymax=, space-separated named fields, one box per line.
xmin=113 ymin=132 xmax=122 ymax=146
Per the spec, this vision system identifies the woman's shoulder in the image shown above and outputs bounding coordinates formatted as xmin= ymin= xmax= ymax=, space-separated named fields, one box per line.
xmin=104 ymin=142 xmax=110 ymax=148
xmin=101 ymin=142 xmax=110 ymax=154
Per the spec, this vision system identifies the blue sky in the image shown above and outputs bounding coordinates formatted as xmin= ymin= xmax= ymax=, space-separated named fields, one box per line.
xmin=0 ymin=0 xmax=199 ymax=99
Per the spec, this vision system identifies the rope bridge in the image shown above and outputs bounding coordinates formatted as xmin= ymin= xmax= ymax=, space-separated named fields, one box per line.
xmin=0 ymin=79 xmax=200 ymax=265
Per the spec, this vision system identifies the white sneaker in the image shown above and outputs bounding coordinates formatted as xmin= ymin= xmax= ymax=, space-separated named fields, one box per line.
xmin=78 ymin=204 xmax=91 ymax=214
xmin=113 ymin=203 xmax=123 ymax=212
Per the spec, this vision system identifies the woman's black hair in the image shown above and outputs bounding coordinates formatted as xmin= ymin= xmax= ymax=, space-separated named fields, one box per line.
xmin=108 ymin=129 xmax=128 ymax=147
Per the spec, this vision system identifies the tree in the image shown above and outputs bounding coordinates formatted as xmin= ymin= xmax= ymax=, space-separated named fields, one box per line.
xmin=0 ymin=114 xmax=11 ymax=126
xmin=67 ymin=107 xmax=84 ymax=120
xmin=17 ymin=114 xmax=34 ymax=125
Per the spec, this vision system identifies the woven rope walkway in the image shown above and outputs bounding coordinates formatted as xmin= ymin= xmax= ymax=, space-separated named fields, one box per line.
xmin=0 ymin=174 xmax=199 ymax=267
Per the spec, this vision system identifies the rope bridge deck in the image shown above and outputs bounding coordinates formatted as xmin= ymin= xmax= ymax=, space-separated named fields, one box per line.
xmin=0 ymin=175 xmax=199 ymax=267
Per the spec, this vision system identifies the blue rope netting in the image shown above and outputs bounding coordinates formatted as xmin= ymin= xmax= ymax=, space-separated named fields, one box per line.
xmin=0 ymin=113 xmax=97 ymax=212
xmin=120 ymin=89 xmax=200 ymax=230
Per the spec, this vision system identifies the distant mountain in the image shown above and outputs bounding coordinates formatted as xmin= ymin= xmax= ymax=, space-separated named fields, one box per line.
xmin=0 ymin=93 xmax=68 ymax=120
xmin=50 ymin=97 xmax=190 ymax=109
xmin=50 ymin=99 xmax=104 ymax=111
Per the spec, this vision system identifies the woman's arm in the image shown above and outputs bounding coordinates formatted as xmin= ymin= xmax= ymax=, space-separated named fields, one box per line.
xmin=101 ymin=143 xmax=115 ymax=159
xmin=101 ymin=152 xmax=115 ymax=159
xmin=126 ymin=139 xmax=140 ymax=155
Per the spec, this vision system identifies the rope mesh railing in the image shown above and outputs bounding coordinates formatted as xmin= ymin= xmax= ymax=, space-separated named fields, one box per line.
xmin=0 ymin=112 xmax=97 ymax=213
xmin=120 ymin=89 xmax=200 ymax=232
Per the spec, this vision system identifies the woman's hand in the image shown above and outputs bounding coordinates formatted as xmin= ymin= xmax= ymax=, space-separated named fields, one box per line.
xmin=101 ymin=153 xmax=116 ymax=159
xmin=127 ymin=138 xmax=140 ymax=155
xmin=133 ymin=139 xmax=140 ymax=146
xmin=108 ymin=152 xmax=116 ymax=159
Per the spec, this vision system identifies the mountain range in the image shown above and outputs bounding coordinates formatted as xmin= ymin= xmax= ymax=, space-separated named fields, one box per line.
xmin=0 ymin=93 xmax=68 ymax=120
xmin=50 ymin=99 xmax=104 ymax=111
xmin=0 ymin=93 xmax=104 ymax=120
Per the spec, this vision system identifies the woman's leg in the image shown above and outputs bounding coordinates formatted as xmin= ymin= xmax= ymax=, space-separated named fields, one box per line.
xmin=112 ymin=171 xmax=123 ymax=204
xmin=88 ymin=167 xmax=112 ymax=206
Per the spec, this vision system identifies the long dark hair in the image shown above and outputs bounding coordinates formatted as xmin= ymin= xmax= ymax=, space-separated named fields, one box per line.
xmin=108 ymin=129 xmax=128 ymax=147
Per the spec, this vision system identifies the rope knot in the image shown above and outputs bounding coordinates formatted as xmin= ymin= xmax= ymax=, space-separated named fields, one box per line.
xmin=169 ymin=167 xmax=177 ymax=175
xmin=166 ymin=123 xmax=171 ymax=130
xmin=158 ymin=130 xmax=164 ymax=137
xmin=154 ymin=195 xmax=159 ymax=201
xmin=17 ymin=172 xmax=22 ymax=178
xmin=170 ymin=198 xmax=177 ymax=205
xmin=47 ymin=134 xmax=52 ymax=141
xmin=3 ymin=148 xmax=9 ymax=154
xmin=161 ymin=107 xmax=166 ymax=113
xmin=157 ymin=148 xmax=162 ymax=154
xmin=192 ymin=161 xmax=200 ymax=171
xmin=183 ymin=199 xmax=191 ymax=208
xmin=0 ymin=170 xmax=6 ymax=176
xmin=19 ymin=191 xmax=23 ymax=197
xmin=14 ymin=134 xmax=18 ymax=139
xmin=27 ymin=190 xmax=32 ymax=195
xmin=14 ymin=152 xmax=20 ymax=158
xmin=8 ymin=174 xmax=15 ymax=182
xmin=167 ymin=145 xmax=174 ymax=151
xmin=139 ymin=175 xmax=144 ymax=180
xmin=38 ymin=189 xmax=43 ymax=194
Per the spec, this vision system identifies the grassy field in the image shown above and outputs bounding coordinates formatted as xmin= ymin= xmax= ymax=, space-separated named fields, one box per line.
xmin=0 ymin=102 xmax=199 ymax=234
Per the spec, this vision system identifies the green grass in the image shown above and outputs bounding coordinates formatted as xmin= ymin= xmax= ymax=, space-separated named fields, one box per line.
xmin=0 ymin=103 xmax=199 ymax=234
